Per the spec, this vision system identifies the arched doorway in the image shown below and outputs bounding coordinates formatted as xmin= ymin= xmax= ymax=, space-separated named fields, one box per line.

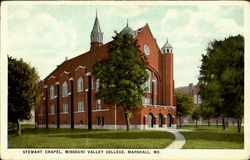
xmin=167 ymin=114 xmax=172 ymax=127
xmin=148 ymin=113 xmax=154 ymax=128
xmin=158 ymin=114 xmax=163 ymax=127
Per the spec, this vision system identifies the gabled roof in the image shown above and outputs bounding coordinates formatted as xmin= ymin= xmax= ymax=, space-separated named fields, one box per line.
xmin=44 ymin=23 xmax=160 ymax=82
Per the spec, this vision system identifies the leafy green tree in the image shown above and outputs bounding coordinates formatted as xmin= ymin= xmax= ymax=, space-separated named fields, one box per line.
xmin=175 ymin=90 xmax=193 ymax=128
xmin=199 ymin=35 xmax=244 ymax=132
xmin=94 ymin=32 xmax=148 ymax=131
xmin=200 ymin=103 xmax=216 ymax=127
xmin=8 ymin=56 xmax=40 ymax=135
xmin=191 ymin=106 xmax=201 ymax=128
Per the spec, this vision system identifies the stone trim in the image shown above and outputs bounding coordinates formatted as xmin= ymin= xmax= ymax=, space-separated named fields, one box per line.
xmin=75 ymin=66 xmax=87 ymax=72
xmin=48 ymin=76 xmax=56 ymax=80
xmin=60 ymin=71 xmax=70 ymax=76
xmin=92 ymin=109 xmax=109 ymax=112
xmin=85 ymin=72 xmax=91 ymax=76
xmin=74 ymin=111 xmax=85 ymax=113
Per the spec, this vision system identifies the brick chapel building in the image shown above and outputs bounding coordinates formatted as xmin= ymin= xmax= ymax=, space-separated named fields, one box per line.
xmin=35 ymin=14 xmax=177 ymax=129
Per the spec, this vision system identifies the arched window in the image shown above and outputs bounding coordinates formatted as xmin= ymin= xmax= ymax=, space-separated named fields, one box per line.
xmin=158 ymin=114 xmax=163 ymax=127
xmin=62 ymin=81 xmax=68 ymax=97
xmin=148 ymin=113 xmax=154 ymax=128
xmin=50 ymin=85 xmax=55 ymax=99
xmin=145 ymin=69 xmax=152 ymax=93
xmin=77 ymin=77 xmax=83 ymax=92
xmin=167 ymin=114 xmax=172 ymax=127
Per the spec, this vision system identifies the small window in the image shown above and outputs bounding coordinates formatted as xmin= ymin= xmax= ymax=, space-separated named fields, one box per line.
xmin=193 ymin=95 xmax=198 ymax=104
xmin=80 ymin=120 xmax=83 ymax=125
xmin=143 ymin=97 xmax=152 ymax=105
xmin=50 ymin=85 xmax=55 ymax=99
xmin=97 ymin=117 xmax=104 ymax=126
xmin=167 ymin=49 xmax=169 ymax=52
xmin=77 ymin=77 xmax=84 ymax=92
xmin=198 ymin=95 xmax=202 ymax=104
xmin=78 ymin=101 xmax=84 ymax=112
xmin=97 ymin=117 xmax=100 ymax=126
xmin=63 ymin=103 xmax=68 ymax=113
xmin=50 ymin=105 xmax=55 ymax=114
xmin=62 ymin=81 xmax=68 ymax=97
xmin=96 ymin=79 xmax=100 ymax=91
xmin=96 ymin=99 xmax=101 ymax=110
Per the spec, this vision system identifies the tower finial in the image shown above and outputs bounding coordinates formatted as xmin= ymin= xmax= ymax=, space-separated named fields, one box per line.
xmin=96 ymin=8 xmax=98 ymax=18
xmin=127 ymin=18 xmax=128 ymax=27
xmin=166 ymin=38 xmax=168 ymax=44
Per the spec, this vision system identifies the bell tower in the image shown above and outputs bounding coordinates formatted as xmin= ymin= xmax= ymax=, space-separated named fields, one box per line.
xmin=161 ymin=39 xmax=174 ymax=106
xmin=90 ymin=10 xmax=103 ymax=52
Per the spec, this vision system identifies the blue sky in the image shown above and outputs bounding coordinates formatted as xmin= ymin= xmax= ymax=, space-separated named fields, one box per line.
xmin=7 ymin=2 xmax=244 ymax=87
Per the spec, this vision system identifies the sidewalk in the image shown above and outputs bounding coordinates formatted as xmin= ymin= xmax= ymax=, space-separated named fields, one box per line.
xmin=165 ymin=129 xmax=186 ymax=149
xmin=150 ymin=128 xmax=189 ymax=149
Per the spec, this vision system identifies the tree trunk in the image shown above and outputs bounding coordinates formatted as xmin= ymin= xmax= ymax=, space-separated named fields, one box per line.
xmin=179 ymin=116 xmax=182 ymax=128
xmin=124 ymin=108 xmax=130 ymax=131
xmin=216 ymin=118 xmax=218 ymax=128
xmin=207 ymin=119 xmax=210 ymax=127
xmin=237 ymin=118 xmax=242 ymax=132
xmin=16 ymin=120 xmax=21 ymax=136
xmin=195 ymin=120 xmax=198 ymax=128
xmin=222 ymin=117 xmax=226 ymax=130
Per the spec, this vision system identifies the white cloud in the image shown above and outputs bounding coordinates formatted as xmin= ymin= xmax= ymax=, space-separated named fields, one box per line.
xmin=8 ymin=12 xmax=78 ymax=79
xmin=120 ymin=5 xmax=149 ymax=17
xmin=159 ymin=6 xmax=243 ymax=87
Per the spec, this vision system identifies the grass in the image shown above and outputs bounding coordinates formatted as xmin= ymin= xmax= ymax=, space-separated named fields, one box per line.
xmin=178 ymin=125 xmax=244 ymax=149
xmin=8 ymin=124 xmax=175 ymax=149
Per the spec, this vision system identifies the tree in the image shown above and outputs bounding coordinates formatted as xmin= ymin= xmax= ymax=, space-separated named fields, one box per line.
xmin=175 ymin=90 xmax=193 ymax=128
xmin=199 ymin=103 xmax=216 ymax=127
xmin=199 ymin=35 xmax=244 ymax=132
xmin=8 ymin=56 xmax=40 ymax=135
xmin=191 ymin=106 xmax=201 ymax=128
xmin=94 ymin=32 xmax=148 ymax=131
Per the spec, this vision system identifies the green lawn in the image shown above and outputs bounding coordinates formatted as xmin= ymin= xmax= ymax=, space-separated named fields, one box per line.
xmin=8 ymin=125 xmax=175 ymax=149
xmin=178 ymin=125 xmax=244 ymax=149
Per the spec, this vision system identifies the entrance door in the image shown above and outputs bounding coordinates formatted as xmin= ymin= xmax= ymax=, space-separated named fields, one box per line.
xmin=158 ymin=114 xmax=163 ymax=127
xmin=148 ymin=113 xmax=154 ymax=128
xmin=167 ymin=114 xmax=172 ymax=127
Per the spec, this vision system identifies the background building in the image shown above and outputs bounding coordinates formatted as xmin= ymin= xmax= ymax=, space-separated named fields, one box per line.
xmin=176 ymin=82 xmax=238 ymax=126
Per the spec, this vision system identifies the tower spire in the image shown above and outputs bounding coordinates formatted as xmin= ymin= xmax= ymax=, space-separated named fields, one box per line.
xmin=96 ymin=8 xmax=98 ymax=18
xmin=90 ymin=9 xmax=103 ymax=44
xmin=127 ymin=18 xmax=128 ymax=27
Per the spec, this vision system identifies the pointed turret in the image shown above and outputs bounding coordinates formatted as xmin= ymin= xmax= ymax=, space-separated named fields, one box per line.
xmin=90 ymin=11 xmax=103 ymax=43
